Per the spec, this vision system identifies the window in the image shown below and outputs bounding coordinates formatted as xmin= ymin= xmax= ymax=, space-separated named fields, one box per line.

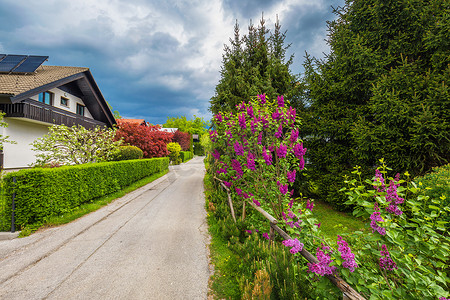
xmin=60 ymin=97 xmax=69 ymax=107
xmin=38 ymin=91 xmax=53 ymax=105
xmin=76 ymin=103 xmax=85 ymax=116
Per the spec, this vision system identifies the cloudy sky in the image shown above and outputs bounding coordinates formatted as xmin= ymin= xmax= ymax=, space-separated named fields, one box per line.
xmin=0 ymin=0 xmax=344 ymax=125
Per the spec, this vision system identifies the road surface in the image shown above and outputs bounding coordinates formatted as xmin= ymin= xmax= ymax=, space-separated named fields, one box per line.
xmin=0 ymin=156 xmax=210 ymax=299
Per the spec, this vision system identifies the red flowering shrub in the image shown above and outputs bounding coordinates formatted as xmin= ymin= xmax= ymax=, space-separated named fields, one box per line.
xmin=115 ymin=123 xmax=173 ymax=158
xmin=173 ymin=130 xmax=191 ymax=151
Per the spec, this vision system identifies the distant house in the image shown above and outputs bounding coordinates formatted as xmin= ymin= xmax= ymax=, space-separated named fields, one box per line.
xmin=116 ymin=119 xmax=148 ymax=127
xmin=159 ymin=127 xmax=178 ymax=133
xmin=0 ymin=54 xmax=116 ymax=169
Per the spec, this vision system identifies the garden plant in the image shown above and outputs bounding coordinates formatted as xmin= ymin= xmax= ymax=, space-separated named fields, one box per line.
xmin=209 ymin=95 xmax=450 ymax=299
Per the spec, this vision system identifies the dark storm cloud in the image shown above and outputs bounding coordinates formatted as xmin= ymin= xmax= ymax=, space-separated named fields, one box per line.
xmin=0 ymin=0 xmax=344 ymax=124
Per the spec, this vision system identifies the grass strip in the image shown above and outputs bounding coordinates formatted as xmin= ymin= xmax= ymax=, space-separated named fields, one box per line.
xmin=18 ymin=169 xmax=168 ymax=237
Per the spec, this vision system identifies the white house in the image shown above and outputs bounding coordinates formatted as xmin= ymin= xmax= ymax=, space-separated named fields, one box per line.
xmin=0 ymin=55 xmax=116 ymax=169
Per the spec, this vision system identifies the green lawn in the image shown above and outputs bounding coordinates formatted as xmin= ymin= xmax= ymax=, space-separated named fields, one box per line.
xmin=313 ymin=199 xmax=367 ymax=242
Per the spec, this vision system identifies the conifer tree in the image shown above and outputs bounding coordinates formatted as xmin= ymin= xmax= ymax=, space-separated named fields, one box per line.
xmin=210 ymin=15 xmax=299 ymax=114
xmin=299 ymin=0 xmax=449 ymax=208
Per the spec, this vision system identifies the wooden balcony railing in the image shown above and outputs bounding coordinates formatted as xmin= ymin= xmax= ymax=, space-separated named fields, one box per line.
xmin=0 ymin=102 xmax=106 ymax=129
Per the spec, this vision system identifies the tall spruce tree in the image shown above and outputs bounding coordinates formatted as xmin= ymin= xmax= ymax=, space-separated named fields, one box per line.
xmin=210 ymin=15 xmax=299 ymax=114
xmin=299 ymin=0 xmax=449 ymax=209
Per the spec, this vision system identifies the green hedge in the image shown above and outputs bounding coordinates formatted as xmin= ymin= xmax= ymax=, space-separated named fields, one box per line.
xmin=2 ymin=157 xmax=169 ymax=229
xmin=180 ymin=151 xmax=193 ymax=162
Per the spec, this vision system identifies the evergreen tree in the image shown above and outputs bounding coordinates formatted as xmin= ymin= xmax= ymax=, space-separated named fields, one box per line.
xmin=299 ymin=0 xmax=449 ymax=209
xmin=210 ymin=15 xmax=299 ymax=114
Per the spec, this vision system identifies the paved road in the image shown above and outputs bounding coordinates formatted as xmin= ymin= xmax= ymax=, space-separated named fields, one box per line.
xmin=0 ymin=156 xmax=210 ymax=300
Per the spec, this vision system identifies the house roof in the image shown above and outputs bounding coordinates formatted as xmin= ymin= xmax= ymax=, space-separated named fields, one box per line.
xmin=0 ymin=65 xmax=116 ymax=127
xmin=116 ymin=119 xmax=147 ymax=126
xmin=0 ymin=65 xmax=88 ymax=96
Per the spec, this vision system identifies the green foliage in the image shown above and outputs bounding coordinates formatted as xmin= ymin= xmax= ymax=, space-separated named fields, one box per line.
xmin=180 ymin=151 xmax=193 ymax=162
xmin=163 ymin=115 xmax=209 ymax=135
xmin=199 ymin=132 xmax=212 ymax=154
xmin=299 ymin=0 xmax=450 ymax=208
xmin=110 ymin=145 xmax=143 ymax=161
xmin=2 ymin=158 xmax=169 ymax=229
xmin=167 ymin=142 xmax=182 ymax=165
xmin=193 ymin=142 xmax=204 ymax=156
xmin=31 ymin=124 xmax=122 ymax=166
xmin=210 ymin=16 xmax=300 ymax=115
xmin=340 ymin=162 xmax=450 ymax=299
xmin=414 ymin=163 xmax=450 ymax=227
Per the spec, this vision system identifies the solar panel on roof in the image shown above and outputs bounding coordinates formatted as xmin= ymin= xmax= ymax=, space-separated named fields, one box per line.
xmin=13 ymin=55 xmax=48 ymax=73
xmin=0 ymin=54 xmax=6 ymax=61
xmin=0 ymin=55 xmax=27 ymax=72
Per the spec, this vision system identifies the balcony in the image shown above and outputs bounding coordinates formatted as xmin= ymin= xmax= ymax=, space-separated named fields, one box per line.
xmin=0 ymin=101 xmax=107 ymax=129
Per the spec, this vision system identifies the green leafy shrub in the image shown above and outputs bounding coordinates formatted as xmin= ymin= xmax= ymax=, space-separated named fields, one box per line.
xmin=193 ymin=142 xmax=204 ymax=156
xmin=167 ymin=142 xmax=182 ymax=165
xmin=414 ymin=163 xmax=450 ymax=226
xmin=180 ymin=151 xmax=193 ymax=162
xmin=2 ymin=158 xmax=169 ymax=229
xmin=110 ymin=145 xmax=144 ymax=161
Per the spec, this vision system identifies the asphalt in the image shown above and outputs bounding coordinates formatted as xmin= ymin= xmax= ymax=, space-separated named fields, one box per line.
xmin=0 ymin=156 xmax=211 ymax=299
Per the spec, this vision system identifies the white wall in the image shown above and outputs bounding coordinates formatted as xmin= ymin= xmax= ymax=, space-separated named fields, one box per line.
xmin=1 ymin=118 xmax=50 ymax=169
xmin=29 ymin=87 xmax=93 ymax=119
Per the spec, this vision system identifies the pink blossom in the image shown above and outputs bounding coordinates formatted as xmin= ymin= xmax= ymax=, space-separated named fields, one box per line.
xmin=306 ymin=199 xmax=314 ymax=211
xmin=253 ymin=199 xmax=261 ymax=206
xmin=277 ymin=95 xmax=285 ymax=107
xmin=308 ymin=244 xmax=336 ymax=276
xmin=282 ymin=238 xmax=304 ymax=254
xmin=274 ymin=124 xmax=283 ymax=138
xmin=337 ymin=236 xmax=358 ymax=272
xmin=290 ymin=129 xmax=299 ymax=143
xmin=246 ymin=153 xmax=256 ymax=170
xmin=379 ymin=244 xmax=397 ymax=271
xmin=238 ymin=113 xmax=246 ymax=129
xmin=233 ymin=141 xmax=244 ymax=156
xmin=262 ymin=233 xmax=270 ymax=240
xmin=257 ymin=93 xmax=266 ymax=105
xmin=262 ymin=146 xmax=272 ymax=165
xmin=212 ymin=149 xmax=221 ymax=160
xmin=276 ymin=144 xmax=287 ymax=158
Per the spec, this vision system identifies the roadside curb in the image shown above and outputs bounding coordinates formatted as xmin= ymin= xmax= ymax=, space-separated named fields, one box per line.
xmin=0 ymin=232 xmax=20 ymax=241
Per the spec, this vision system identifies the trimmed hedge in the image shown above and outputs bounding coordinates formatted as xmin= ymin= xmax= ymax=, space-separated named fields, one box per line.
xmin=180 ymin=151 xmax=193 ymax=162
xmin=110 ymin=145 xmax=144 ymax=161
xmin=3 ymin=157 xmax=169 ymax=229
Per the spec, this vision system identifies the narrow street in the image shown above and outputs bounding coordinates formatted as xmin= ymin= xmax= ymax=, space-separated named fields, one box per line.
xmin=0 ymin=156 xmax=210 ymax=300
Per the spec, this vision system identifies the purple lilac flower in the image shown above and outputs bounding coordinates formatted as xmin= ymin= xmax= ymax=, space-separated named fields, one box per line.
xmin=290 ymin=129 xmax=299 ymax=143
xmin=223 ymin=181 xmax=232 ymax=188
xmin=258 ymin=93 xmax=266 ymax=105
xmin=293 ymin=143 xmax=307 ymax=159
xmin=262 ymin=146 xmax=272 ymax=165
xmin=250 ymin=119 xmax=257 ymax=134
xmin=287 ymin=107 xmax=296 ymax=122
xmin=439 ymin=297 xmax=449 ymax=300
xmin=257 ymin=132 xmax=263 ymax=144
xmin=262 ymin=232 xmax=270 ymax=240
xmin=246 ymin=153 xmax=256 ymax=170
xmin=379 ymin=244 xmax=397 ymax=271
xmin=308 ymin=244 xmax=336 ymax=276
xmin=287 ymin=210 xmax=296 ymax=219
xmin=236 ymin=102 xmax=246 ymax=112
xmin=282 ymin=238 xmax=304 ymax=254
xmin=225 ymin=130 xmax=233 ymax=141
xmin=385 ymin=178 xmax=404 ymax=216
xmin=233 ymin=141 xmax=245 ymax=156
xmin=272 ymin=108 xmax=282 ymax=120
xmin=337 ymin=236 xmax=358 ymax=272
xmin=246 ymin=230 xmax=252 ymax=234
xmin=214 ymin=113 xmax=223 ymax=123
xmin=235 ymin=187 xmax=243 ymax=197
xmin=231 ymin=159 xmax=243 ymax=179
xmin=209 ymin=131 xmax=218 ymax=143
xmin=306 ymin=199 xmax=314 ymax=211
xmin=212 ymin=149 xmax=221 ymax=160
xmin=278 ymin=181 xmax=288 ymax=195
xmin=261 ymin=116 xmax=269 ymax=129
xmin=253 ymin=199 xmax=261 ymax=206
xmin=274 ymin=124 xmax=283 ymax=138
xmin=276 ymin=144 xmax=288 ymax=158
xmin=277 ymin=95 xmax=285 ymax=107
xmin=287 ymin=170 xmax=296 ymax=183
xmin=370 ymin=202 xmax=386 ymax=235
xmin=374 ymin=169 xmax=386 ymax=192
xmin=238 ymin=113 xmax=246 ymax=129
xmin=288 ymin=199 xmax=294 ymax=208
xmin=315 ymin=223 xmax=321 ymax=228
xmin=247 ymin=106 xmax=254 ymax=118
